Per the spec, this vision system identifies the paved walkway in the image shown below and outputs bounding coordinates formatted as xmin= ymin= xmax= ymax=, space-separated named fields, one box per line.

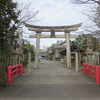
xmin=0 ymin=60 xmax=100 ymax=100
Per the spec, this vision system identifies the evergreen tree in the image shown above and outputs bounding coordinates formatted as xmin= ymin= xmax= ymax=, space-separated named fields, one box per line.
xmin=74 ymin=34 xmax=99 ymax=51
xmin=25 ymin=43 xmax=35 ymax=61
xmin=0 ymin=0 xmax=19 ymax=57
xmin=0 ymin=0 xmax=19 ymax=87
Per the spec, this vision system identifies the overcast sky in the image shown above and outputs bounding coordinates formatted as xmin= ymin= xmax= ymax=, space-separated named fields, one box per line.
xmin=13 ymin=0 xmax=92 ymax=49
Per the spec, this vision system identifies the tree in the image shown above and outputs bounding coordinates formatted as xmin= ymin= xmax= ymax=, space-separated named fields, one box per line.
xmin=71 ymin=0 xmax=100 ymax=38
xmin=0 ymin=0 xmax=39 ymax=57
xmin=14 ymin=0 xmax=39 ymax=26
xmin=71 ymin=0 xmax=100 ymax=4
xmin=0 ymin=0 xmax=19 ymax=56
xmin=0 ymin=0 xmax=19 ymax=87
xmin=74 ymin=34 xmax=99 ymax=51
xmin=71 ymin=0 xmax=100 ymax=65
xmin=93 ymin=5 xmax=100 ymax=40
xmin=25 ymin=43 xmax=35 ymax=61
xmin=0 ymin=0 xmax=38 ymax=87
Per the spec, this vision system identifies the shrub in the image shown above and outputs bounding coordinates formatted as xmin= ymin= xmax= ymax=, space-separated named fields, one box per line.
xmin=0 ymin=62 xmax=7 ymax=88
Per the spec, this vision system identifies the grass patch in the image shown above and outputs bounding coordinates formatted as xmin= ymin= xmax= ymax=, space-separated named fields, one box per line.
xmin=60 ymin=62 xmax=67 ymax=68
xmin=31 ymin=61 xmax=35 ymax=63
xmin=24 ymin=65 xmax=29 ymax=70
xmin=63 ymin=66 xmax=67 ymax=68
xmin=60 ymin=62 xmax=66 ymax=64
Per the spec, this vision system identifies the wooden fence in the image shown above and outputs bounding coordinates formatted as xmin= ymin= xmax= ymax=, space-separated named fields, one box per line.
xmin=0 ymin=56 xmax=23 ymax=68
xmin=83 ymin=52 xmax=100 ymax=66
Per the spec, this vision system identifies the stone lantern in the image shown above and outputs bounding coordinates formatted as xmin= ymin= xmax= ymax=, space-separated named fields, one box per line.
xmin=86 ymin=39 xmax=94 ymax=64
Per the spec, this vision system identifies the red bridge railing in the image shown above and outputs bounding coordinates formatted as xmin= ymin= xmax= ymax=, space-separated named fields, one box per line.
xmin=7 ymin=64 xmax=23 ymax=83
xmin=82 ymin=63 xmax=100 ymax=84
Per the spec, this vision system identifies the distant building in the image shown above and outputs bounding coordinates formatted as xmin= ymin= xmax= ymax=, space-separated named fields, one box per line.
xmin=43 ymin=46 xmax=46 ymax=51
xmin=49 ymin=41 xmax=84 ymax=61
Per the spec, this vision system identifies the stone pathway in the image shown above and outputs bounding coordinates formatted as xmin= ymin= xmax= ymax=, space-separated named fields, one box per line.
xmin=0 ymin=60 xmax=100 ymax=100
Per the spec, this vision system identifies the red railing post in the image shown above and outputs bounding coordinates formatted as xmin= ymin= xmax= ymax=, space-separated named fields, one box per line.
xmin=99 ymin=66 xmax=100 ymax=84
xmin=95 ymin=66 xmax=100 ymax=84
xmin=88 ymin=65 xmax=91 ymax=75
xmin=83 ymin=63 xmax=86 ymax=74
xmin=20 ymin=64 xmax=23 ymax=74
xmin=82 ymin=63 xmax=100 ymax=84
xmin=7 ymin=64 xmax=23 ymax=84
xmin=7 ymin=66 xmax=12 ymax=83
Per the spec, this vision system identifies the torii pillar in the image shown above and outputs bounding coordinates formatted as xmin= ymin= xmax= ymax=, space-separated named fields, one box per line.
xmin=65 ymin=32 xmax=71 ymax=68
xmin=35 ymin=32 xmax=41 ymax=68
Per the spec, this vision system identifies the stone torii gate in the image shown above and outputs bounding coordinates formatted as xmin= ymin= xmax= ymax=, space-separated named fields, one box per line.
xmin=25 ymin=23 xmax=82 ymax=69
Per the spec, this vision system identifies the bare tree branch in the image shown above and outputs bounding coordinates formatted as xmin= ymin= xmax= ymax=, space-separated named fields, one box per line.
xmin=13 ymin=1 xmax=42 ymax=28
xmin=71 ymin=0 xmax=100 ymax=4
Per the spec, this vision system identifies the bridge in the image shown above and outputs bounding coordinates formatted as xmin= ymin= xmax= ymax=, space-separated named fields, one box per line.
xmin=0 ymin=60 xmax=100 ymax=100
